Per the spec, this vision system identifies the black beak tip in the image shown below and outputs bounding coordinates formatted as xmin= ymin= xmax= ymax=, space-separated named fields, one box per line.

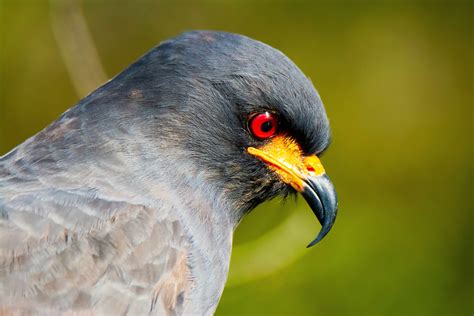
xmin=306 ymin=239 xmax=318 ymax=248
xmin=305 ymin=219 xmax=335 ymax=248
xmin=302 ymin=174 xmax=338 ymax=248
xmin=306 ymin=235 xmax=323 ymax=248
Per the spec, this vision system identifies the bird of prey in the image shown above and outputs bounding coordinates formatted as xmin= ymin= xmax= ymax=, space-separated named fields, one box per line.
xmin=0 ymin=31 xmax=337 ymax=315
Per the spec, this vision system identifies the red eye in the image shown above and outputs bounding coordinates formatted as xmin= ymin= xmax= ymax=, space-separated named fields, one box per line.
xmin=249 ymin=112 xmax=278 ymax=139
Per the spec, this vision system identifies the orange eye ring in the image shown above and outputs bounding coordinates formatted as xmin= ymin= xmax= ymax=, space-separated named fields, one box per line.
xmin=249 ymin=112 xmax=278 ymax=139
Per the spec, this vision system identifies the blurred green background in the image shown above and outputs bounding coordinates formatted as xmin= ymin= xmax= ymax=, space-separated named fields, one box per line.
xmin=0 ymin=0 xmax=472 ymax=315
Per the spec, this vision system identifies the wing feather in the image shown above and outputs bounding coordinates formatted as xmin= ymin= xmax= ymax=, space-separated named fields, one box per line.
xmin=0 ymin=161 xmax=192 ymax=315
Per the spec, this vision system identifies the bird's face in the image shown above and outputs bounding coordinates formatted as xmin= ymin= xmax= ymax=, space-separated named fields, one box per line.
xmin=215 ymin=88 xmax=338 ymax=247
xmin=194 ymin=86 xmax=337 ymax=246
xmin=246 ymin=131 xmax=337 ymax=247
xmin=128 ymin=31 xmax=338 ymax=245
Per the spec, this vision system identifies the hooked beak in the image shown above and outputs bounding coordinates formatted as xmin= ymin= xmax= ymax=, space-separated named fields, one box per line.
xmin=302 ymin=173 xmax=338 ymax=247
xmin=247 ymin=136 xmax=338 ymax=247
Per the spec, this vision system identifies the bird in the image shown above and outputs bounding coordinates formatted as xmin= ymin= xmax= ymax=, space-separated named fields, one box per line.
xmin=0 ymin=30 xmax=337 ymax=315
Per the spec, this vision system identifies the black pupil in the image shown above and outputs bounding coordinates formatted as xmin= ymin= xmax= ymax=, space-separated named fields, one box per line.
xmin=260 ymin=120 xmax=273 ymax=133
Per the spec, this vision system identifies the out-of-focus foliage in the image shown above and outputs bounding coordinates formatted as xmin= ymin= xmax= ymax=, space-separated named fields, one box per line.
xmin=0 ymin=1 xmax=471 ymax=315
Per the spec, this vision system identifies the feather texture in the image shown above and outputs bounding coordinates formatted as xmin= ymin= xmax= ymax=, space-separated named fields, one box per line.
xmin=0 ymin=134 xmax=230 ymax=315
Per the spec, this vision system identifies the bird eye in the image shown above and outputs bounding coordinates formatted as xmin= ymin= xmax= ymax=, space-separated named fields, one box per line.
xmin=248 ymin=112 xmax=278 ymax=139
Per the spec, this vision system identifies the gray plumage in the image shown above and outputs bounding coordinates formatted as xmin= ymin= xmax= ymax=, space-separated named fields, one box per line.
xmin=0 ymin=31 xmax=331 ymax=314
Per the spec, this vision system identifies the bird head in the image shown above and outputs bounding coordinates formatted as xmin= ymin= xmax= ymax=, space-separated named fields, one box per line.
xmin=101 ymin=31 xmax=337 ymax=247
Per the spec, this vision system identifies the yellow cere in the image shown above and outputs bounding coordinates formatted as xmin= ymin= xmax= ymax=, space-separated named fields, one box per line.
xmin=303 ymin=154 xmax=326 ymax=177
xmin=247 ymin=135 xmax=326 ymax=192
